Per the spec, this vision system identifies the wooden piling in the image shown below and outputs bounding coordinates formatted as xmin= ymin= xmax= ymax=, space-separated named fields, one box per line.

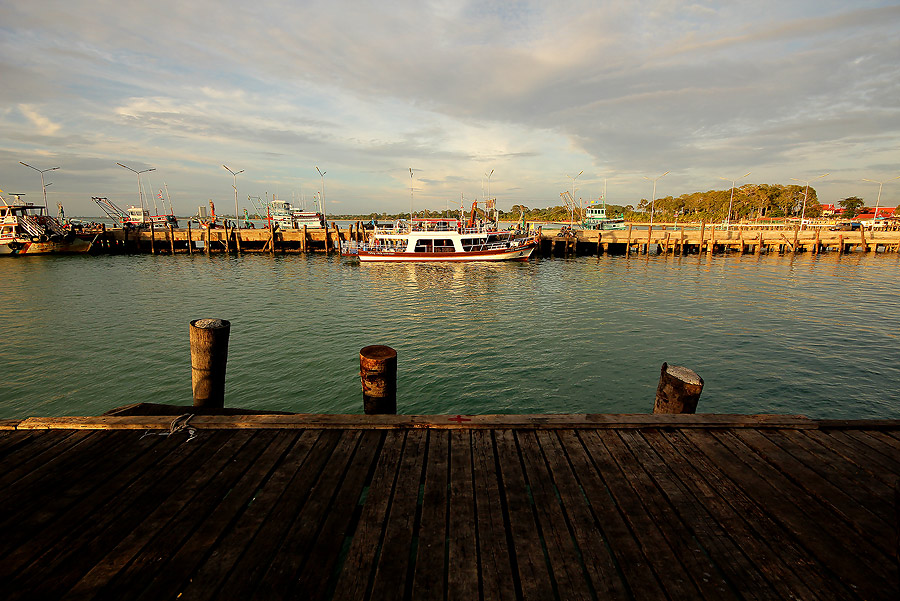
xmin=625 ymin=224 xmax=632 ymax=256
xmin=708 ymin=225 xmax=715 ymax=255
xmin=653 ymin=362 xmax=704 ymax=414
xmin=680 ymin=226 xmax=686 ymax=255
xmin=169 ymin=225 xmax=176 ymax=255
xmin=187 ymin=221 xmax=193 ymax=255
xmin=269 ymin=220 xmax=276 ymax=256
xmin=224 ymin=226 xmax=230 ymax=254
xmin=756 ymin=231 xmax=763 ymax=255
xmin=204 ymin=227 xmax=210 ymax=255
xmin=699 ymin=220 xmax=706 ymax=254
xmin=301 ymin=225 xmax=308 ymax=252
xmin=813 ymin=228 xmax=820 ymax=255
xmin=123 ymin=227 xmax=130 ymax=253
xmin=359 ymin=345 xmax=397 ymax=415
xmin=839 ymin=234 xmax=844 ymax=255
xmin=792 ymin=225 xmax=799 ymax=255
xmin=235 ymin=229 xmax=242 ymax=254
xmin=644 ymin=225 xmax=652 ymax=255
xmin=189 ymin=318 xmax=231 ymax=409
xmin=323 ymin=222 xmax=331 ymax=253
xmin=149 ymin=225 xmax=156 ymax=255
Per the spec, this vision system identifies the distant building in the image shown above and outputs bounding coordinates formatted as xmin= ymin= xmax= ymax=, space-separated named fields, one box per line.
xmin=856 ymin=206 xmax=896 ymax=221
xmin=820 ymin=204 xmax=838 ymax=216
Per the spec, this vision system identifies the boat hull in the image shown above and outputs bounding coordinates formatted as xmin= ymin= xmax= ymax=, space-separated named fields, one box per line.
xmin=355 ymin=244 xmax=535 ymax=262
xmin=1 ymin=237 xmax=92 ymax=255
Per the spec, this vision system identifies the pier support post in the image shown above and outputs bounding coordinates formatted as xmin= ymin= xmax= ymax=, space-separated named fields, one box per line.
xmin=360 ymin=345 xmax=397 ymax=415
xmin=653 ymin=362 xmax=704 ymax=414
xmin=187 ymin=221 xmax=193 ymax=255
xmin=190 ymin=318 xmax=231 ymax=409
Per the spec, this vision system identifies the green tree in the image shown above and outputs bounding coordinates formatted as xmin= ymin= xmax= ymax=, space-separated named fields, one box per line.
xmin=839 ymin=196 xmax=865 ymax=219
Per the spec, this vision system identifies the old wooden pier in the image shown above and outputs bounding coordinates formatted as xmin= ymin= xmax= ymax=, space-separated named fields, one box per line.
xmin=82 ymin=222 xmax=900 ymax=256
xmin=1 ymin=412 xmax=898 ymax=600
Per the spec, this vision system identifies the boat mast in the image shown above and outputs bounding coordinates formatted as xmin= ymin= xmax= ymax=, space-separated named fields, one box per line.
xmin=164 ymin=183 xmax=174 ymax=216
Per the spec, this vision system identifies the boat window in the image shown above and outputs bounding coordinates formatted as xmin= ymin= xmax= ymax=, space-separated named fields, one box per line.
xmin=414 ymin=240 xmax=433 ymax=252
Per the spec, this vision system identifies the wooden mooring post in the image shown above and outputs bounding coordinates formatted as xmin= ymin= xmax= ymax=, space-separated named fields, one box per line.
xmin=653 ymin=362 xmax=704 ymax=414
xmin=168 ymin=224 xmax=175 ymax=255
xmin=189 ymin=318 xmax=231 ymax=409
xmin=359 ymin=345 xmax=397 ymax=415
xmin=187 ymin=221 xmax=193 ymax=255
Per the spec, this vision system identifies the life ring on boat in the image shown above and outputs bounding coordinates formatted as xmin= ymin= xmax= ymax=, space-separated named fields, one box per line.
xmin=7 ymin=241 xmax=23 ymax=251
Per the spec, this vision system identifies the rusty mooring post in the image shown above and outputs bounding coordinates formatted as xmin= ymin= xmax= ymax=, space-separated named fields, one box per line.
xmin=360 ymin=345 xmax=397 ymax=415
xmin=653 ymin=362 xmax=704 ymax=414
xmin=190 ymin=318 xmax=231 ymax=408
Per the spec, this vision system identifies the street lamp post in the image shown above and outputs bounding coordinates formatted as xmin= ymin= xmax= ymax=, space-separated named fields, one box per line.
xmin=223 ymin=165 xmax=244 ymax=228
xmin=117 ymin=162 xmax=156 ymax=218
xmin=566 ymin=170 xmax=583 ymax=226
xmin=790 ymin=173 xmax=829 ymax=229
xmin=316 ymin=166 xmax=327 ymax=224
xmin=643 ymin=171 xmax=669 ymax=228
xmin=719 ymin=172 xmax=751 ymax=230
xmin=862 ymin=176 xmax=900 ymax=230
xmin=19 ymin=162 xmax=59 ymax=212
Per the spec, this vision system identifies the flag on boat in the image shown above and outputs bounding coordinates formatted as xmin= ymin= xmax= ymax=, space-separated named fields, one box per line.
xmin=158 ymin=190 xmax=164 ymax=199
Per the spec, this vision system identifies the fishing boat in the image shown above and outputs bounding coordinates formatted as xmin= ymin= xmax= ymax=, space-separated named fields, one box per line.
xmin=1 ymin=194 xmax=92 ymax=255
xmin=582 ymin=203 xmax=626 ymax=230
xmin=341 ymin=217 xmax=540 ymax=262
xmin=269 ymin=199 xmax=324 ymax=230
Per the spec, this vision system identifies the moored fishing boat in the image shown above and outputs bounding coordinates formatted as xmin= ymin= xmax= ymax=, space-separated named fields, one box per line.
xmin=581 ymin=203 xmax=626 ymax=230
xmin=270 ymin=199 xmax=324 ymax=230
xmin=1 ymin=194 xmax=92 ymax=255
xmin=341 ymin=217 xmax=540 ymax=262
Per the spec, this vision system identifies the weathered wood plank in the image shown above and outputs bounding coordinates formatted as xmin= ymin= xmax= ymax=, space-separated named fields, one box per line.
xmin=292 ymin=430 xmax=383 ymax=601
xmin=557 ymin=430 xmax=668 ymax=599
xmin=471 ymin=430 xmax=517 ymax=601
xmin=734 ymin=429 xmax=894 ymax=557
xmin=445 ymin=430 xmax=479 ymax=601
xmin=60 ymin=431 xmax=258 ymax=600
xmin=370 ymin=429 xmax=427 ymax=601
xmin=580 ymin=429 xmax=706 ymax=599
xmin=253 ymin=430 xmax=365 ymax=599
xmin=162 ymin=430 xmax=323 ymax=601
xmin=411 ymin=430 xmax=450 ymax=600
xmin=134 ymin=431 xmax=297 ymax=601
xmin=600 ymin=430 xmax=735 ymax=600
xmin=13 ymin=430 xmax=228 ymax=599
xmin=535 ymin=430 xmax=625 ymax=599
xmin=330 ymin=430 xmax=405 ymax=600
xmin=209 ymin=430 xmax=343 ymax=601
xmin=517 ymin=430 xmax=592 ymax=601
xmin=643 ymin=429 xmax=833 ymax=600
xmin=15 ymin=412 xmax=823 ymax=430
xmin=495 ymin=428 xmax=554 ymax=601
xmin=689 ymin=429 xmax=895 ymax=599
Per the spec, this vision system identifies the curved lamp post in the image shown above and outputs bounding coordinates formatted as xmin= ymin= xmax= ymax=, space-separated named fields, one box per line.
xmin=643 ymin=171 xmax=669 ymax=228
xmin=719 ymin=172 xmax=751 ymax=230
xmin=862 ymin=175 xmax=900 ymax=230
xmin=117 ymin=162 xmax=156 ymax=214
xmin=316 ymin=166 xmax=327 ymax=224
xmin=223 ymin=165 xmax=244 ymax=227
xmin=790 ymin=173 xmax=829 ymax=229
xmin=19 ymin=162 xmax=59 ymax=212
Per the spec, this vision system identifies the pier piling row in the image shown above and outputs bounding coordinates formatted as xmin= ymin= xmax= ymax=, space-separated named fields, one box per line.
xmin=84 ymin=222 xmax=900 ymax=256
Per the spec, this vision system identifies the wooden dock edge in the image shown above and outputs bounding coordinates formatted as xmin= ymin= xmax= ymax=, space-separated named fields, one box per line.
xmin=11 ymin=412 xmax=897 ymax=431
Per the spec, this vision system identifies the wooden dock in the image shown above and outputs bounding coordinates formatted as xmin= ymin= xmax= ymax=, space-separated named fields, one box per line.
xmin=81 ymin=223 xmax=900 ymax=256
xmin=1 ymin=413 xmax=898 ymax=600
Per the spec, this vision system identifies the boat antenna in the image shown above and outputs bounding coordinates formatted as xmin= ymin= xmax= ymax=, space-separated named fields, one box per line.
xmin=164 ymin=182 xmax=174 ymax=215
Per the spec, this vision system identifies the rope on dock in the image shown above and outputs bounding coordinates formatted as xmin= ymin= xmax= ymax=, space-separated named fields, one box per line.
xmin=139 ymin=413 xmax=197 ymax=442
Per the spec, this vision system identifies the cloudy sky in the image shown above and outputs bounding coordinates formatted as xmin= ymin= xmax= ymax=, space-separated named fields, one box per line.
xmin=1 ymin=0 xmax=899 ymax=216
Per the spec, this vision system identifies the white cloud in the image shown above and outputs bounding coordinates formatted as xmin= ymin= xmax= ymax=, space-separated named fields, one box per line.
xmin=18 ymin=105 xmax=61 ymax=136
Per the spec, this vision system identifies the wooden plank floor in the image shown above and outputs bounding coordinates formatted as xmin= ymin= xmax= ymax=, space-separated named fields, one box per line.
xmin=0 ymin=417 xmax=898 ymax=600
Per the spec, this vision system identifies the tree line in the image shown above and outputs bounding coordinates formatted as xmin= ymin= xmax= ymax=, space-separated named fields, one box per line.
xmin=329 ymin=184 xmax=877 ymax=222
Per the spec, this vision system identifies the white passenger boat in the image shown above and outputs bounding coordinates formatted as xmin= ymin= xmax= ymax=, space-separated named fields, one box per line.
xmin=341 ymin=218 xmax=540 ymax=262
xmin=1 ymin=195 xmax=92 ymax=255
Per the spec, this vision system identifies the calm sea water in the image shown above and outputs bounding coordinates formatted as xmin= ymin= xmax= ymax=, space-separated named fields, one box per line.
xmin=1 ymin=251 xmax=898 ymax=420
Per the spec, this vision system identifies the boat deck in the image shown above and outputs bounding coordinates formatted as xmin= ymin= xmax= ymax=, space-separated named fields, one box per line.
xmin=1 ymin=413 xmax=898 ymax=600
